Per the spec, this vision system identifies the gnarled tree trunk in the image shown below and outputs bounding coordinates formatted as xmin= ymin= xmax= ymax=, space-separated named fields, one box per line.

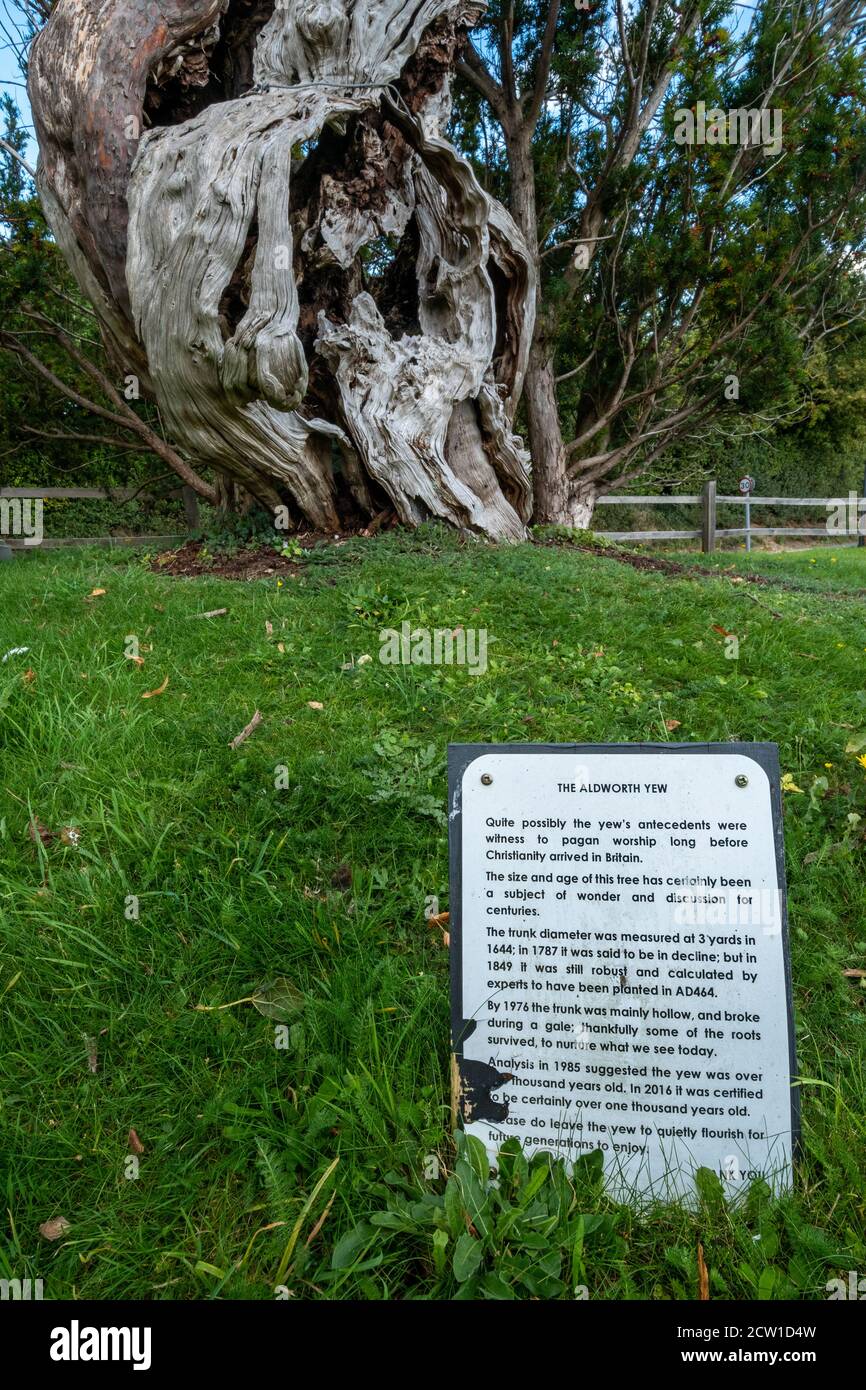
xmin=28 ymin=0 xmax=536 ymax=539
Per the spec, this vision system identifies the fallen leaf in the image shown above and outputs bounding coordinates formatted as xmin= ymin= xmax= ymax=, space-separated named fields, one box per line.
xmin=304 ymin=1190 xmax=336 ymax=1251
xmin=124 ymin=651 xmax=145 ymax=668
xmin=665 ymin=719 xmax=681 ymax=731
xmin=128 ymin=1128 xmax=145 ymax=1155
xmin=39 ymin=1216 xmax=71 ymax=1241
xmin=307 ymin=701 xmax=324 ymax=710
xmin=331 ymin=863 xmax=352 ymax=889
xmin=229 ymin=709 xmax=263 ymax=749
xmin=190 ymin=608 xmax=228 ymax=620
xmin=22 ymin=668 xmax=35 ymax=685
xmin=251 ymin=977 xmax=305 ymax=1022
xmin=698 ymin=1243 xmax=709 ymax=1300
xmin=781 ymin=773 xmax=804 ymax=794
xmin=84 ymin=1035 xmax=98 ymax=1074
xmin=277 ymin=642 xmax=285 ymax=654
xmin=28 ymin=817 xmax=55 ymax=846
xmin=843 ymin=968 xmax=866 ymax=978
xmin=86 ymin=588 xmax=107 ymax=600
xmin=427 ymin=910 xmax=450 ymax=947
xmin=194 ymin=980 xmax=306 ymax=1023
xmin=265 ymin=620 xmax=273 ymax=636
xmin=711 ymin=624 xmax=731 ymax=637
xmin=141 ymin=675 xmax=169 ymax=699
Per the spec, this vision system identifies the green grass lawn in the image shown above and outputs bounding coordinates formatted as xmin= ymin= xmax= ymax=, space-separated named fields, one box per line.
xmin=1 ymin=531 xmax=864 ymax=1300
xmin=670 ymin=542 xmax=866 ymax=591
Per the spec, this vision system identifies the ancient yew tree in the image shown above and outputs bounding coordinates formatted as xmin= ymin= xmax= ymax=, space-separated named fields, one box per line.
xmin=28 ymin=0 xmax=536 ymax=539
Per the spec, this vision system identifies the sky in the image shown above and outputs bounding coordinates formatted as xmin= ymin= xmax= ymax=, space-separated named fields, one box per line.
xmin=0 ymin=1 xmax=786 ymax=184
xmin=0 ymin=0 xmax=37 ymax=165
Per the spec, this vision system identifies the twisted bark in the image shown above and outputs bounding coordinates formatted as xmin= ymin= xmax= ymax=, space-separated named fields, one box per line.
xmin=29 ymin=0 xmax=535 ymax=537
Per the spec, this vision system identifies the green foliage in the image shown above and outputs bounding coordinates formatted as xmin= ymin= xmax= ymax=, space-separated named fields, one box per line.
xmin=364 ymin=729 xmax=447 ymax=827
xmin=531 ymin=525 xmax=611 ymax=546
xmin=193 ymin=506 xmax=287 ymax=554
xmin=365 ymin=1135 xmax=853 ymax=1300
xmin=367 ymin=1132 xmax=625 ymax=1299
xmin=26 ymin=496 xmax=187 ymax=539
xmin=453 ymin=4 xmax=866 ymax=493
xmin=0 ymin=97 xmax=178 ymax=493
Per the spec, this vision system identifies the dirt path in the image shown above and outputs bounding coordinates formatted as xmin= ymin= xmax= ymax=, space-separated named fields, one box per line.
xmin=563 ymin=542 xmax=866 ymax=602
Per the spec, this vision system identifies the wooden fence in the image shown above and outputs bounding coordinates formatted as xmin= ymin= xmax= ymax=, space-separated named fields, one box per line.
xmin=0 ymin=480 xmax=858 ymax=554
xmin=0 ymin=484 xmax=199 ymax=552
xmin=594 ymin=481 xmax=857 ymax=551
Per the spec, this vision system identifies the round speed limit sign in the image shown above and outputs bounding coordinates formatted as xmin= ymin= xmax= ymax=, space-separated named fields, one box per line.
xmin=738 ymin=475 xmax=755 ymax=495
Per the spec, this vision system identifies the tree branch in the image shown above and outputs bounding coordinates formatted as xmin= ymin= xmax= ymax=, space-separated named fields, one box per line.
xmin=0 ymin=137 xmax=35 ymax=179
xmin=456 ymin=42 xmax=510 ymax=127
xmin=524 ymin=0 xmax=561 ymax=136
xmin=0 ymin=328 xmax=217 ymax=501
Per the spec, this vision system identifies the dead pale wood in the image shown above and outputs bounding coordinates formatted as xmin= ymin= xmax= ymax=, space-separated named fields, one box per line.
xmin=229 ymin=709 xmax=263 ymax=749
xmin=30 ymin=1 xmax=535 ymax=539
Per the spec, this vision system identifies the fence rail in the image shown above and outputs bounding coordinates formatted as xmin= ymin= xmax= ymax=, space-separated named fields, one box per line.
xmin=594 ymin=481 xmax=859 ymax=551
xmin=0 ymin=483 xmax=200 ymax=557
xmin=0 ymin=482 xmax=860 ymax=555
xmin=3 ymin=534 xmax=186 ymax=551
xmin=2 ymin=486 xmax=149 ymax=501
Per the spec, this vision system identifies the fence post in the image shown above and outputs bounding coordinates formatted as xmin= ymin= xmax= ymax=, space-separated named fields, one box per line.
xmin=701 ymin=480 xmax=716 ymax=553
xmin=182 ymin=486 xmax=200 ymax=531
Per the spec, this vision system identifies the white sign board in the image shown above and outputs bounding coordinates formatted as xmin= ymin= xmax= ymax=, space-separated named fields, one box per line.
xmin=449 ymin=744 xmax=797 ymax=1201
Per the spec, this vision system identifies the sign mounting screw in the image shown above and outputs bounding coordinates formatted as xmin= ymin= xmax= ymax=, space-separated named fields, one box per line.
xmin=481 ymin=773 xmax=493 ymax=785
xmin=735 ymin=774 xmax=749 ymax=787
